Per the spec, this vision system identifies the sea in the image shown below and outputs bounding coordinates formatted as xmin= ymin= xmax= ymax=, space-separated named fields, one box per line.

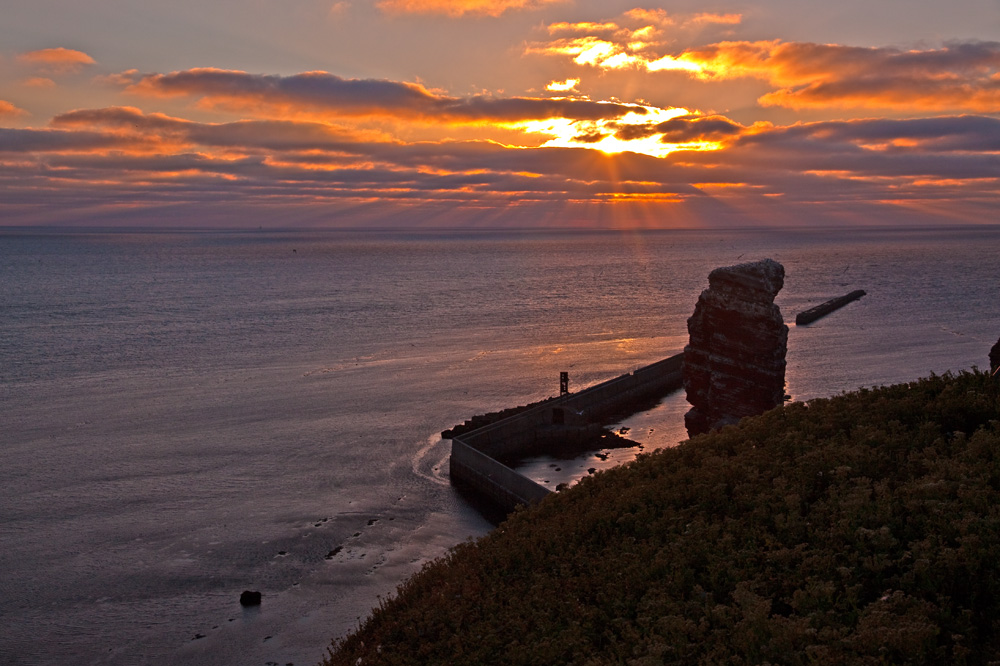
xmin=2 ymin=225 xmax=998 ymax=665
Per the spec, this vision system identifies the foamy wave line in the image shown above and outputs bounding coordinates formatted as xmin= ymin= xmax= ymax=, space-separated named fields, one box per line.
xmin=411 ymin=433 xmax=451 ymax=487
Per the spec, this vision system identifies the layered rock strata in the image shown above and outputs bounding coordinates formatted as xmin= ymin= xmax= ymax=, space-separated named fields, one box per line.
xmin=684 ymin=259 xmax=788 ymax=436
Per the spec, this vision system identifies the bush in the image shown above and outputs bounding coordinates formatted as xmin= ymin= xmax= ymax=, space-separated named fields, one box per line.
xmin=325 ymin=370 xmax=1000 ymax=665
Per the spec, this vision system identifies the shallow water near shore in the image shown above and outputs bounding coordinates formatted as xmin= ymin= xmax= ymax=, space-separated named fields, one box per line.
xmin=2 ymin=225 xmax=998 ymax=665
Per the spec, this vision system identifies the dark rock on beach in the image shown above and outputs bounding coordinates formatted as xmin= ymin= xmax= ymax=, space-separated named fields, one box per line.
xmin=683 ymin=258 xmax=788 ymax=437
xmin=239 ymin=590 xmax=262 ymax=606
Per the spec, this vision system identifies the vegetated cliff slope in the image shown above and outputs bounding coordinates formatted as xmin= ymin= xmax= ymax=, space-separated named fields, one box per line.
xmin=326 ymin=371 xmax=1000 ymax=665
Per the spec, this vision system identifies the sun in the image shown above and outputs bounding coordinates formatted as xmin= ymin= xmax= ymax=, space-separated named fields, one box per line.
xmin=517 ymin=104 xmax=724 ymax=158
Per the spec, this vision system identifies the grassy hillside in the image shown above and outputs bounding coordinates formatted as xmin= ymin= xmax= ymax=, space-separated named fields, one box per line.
xmin=325 ymin=370 xmax=1000 ymax=665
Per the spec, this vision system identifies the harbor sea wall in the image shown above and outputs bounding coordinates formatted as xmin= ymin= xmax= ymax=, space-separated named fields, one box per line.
xmin=795 ymin=290 xmax=866 ymax=326
xmin=449 ymin=353 xmax=684 ymax=515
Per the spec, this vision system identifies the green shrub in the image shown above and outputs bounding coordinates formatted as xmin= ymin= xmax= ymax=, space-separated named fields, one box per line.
xmin=325 ymin=371 xmax=1000 ymax=665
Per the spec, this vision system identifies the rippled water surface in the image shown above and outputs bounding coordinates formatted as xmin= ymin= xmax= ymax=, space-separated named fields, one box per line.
xmin=2 ymin=226 xmax=998 ymax=665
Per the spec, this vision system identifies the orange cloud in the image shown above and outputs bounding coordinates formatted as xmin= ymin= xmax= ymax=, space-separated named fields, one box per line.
xmin=376 ymin=0 xmax=565 ymax=17
xmin=528 ymin=27 xmax=671 ymax=71
xmin=623 ymin=9 xmax=741 ymax=29
xmin=621 ymin=8 xmax=672 ymax=26
xmin=679 ymin=40 xmax=1000 ymax=112
xmin=687 ymin=12 xmax=742 ymax=26
xmin=547 ymin=21 xmax=621 ymax=34
xmin=17 ymin=47 xmax=96 ymax=74
xmin=0 ymin=100 xmax=28 ymax=118
xmin=533 ymin=18 xmax=1000 ymax=114
xmin=23 ymin=77 xmax=56 ymax=88
xmin=528 ymin=11 xmax=742 ymax=72
xmin=545 ymin=78 xmax=579 ymax=92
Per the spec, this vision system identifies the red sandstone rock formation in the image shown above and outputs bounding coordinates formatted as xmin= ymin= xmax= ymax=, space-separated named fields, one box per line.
xmin=683 ymin=259 xmax=788 ymax=437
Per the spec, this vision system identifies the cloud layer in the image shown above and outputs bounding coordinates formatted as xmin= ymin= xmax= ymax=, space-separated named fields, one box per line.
xmin=3 ymin=9 xmax=1000 ymax=227
xmin=3 ymin=97 xmax=997 ymax=227
xmin=115 ymin=68 xmax=654 ymax=123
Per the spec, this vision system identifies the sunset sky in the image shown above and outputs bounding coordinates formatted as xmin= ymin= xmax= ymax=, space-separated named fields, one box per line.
xmin=3 ymin=0 xmax=1000 ymax=228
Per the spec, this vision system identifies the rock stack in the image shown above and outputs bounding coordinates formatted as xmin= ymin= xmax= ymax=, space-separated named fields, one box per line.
xmin=991 ymin=338 xmax=1000 ymax=374
xmin=683 ymin=259 xmax=788 ymax=437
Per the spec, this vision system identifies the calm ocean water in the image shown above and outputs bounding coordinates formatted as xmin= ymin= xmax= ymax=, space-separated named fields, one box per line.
xmin=2 ymin=226 xmax=998 ymax=665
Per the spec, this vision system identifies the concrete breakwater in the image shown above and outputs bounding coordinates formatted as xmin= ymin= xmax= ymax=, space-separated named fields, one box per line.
xmin=449 ymin=353 xmax=684 ymax=516
xmin=795 ymin=290 xmax=866 ymax=326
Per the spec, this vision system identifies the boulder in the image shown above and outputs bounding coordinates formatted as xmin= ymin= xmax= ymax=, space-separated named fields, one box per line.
xmin=683 ymin=259 xmax=788 ymax=436
xmin=239 ymin=590 xmax=262 ymax=606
